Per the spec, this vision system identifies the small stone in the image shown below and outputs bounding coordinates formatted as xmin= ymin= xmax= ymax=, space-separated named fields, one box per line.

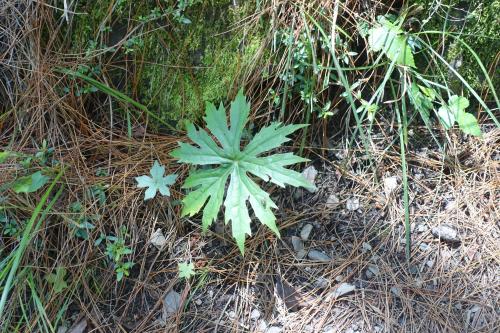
xmin=383 ymin=176 xmax=398 ymax=196
xmin=162 ymin=290 xmax=181 ymax=320
xmin=266 ymin=326 xmax=282 ymax=333
xmin=313 ymin=277 xmax=330 ymax=288
xmin=57 ymin=326 xmax=68 ymax=333
xmin=390 ymin=286 xmax=402 ymax=297
xmin=335 ymin=275 xmax=344 ymax=282
xmin=469 ymin=305 xmax=481 ymax=313
xmin=195 ymin=299 xmax=202 ymax=305
xmin=149 ymin=228 xmax=167 ymax=250
xmin=228 ymin=311 xmax=236 ymax=319
xmin=374 ymin=325 xmax=382 ymax=332
xmin=250 ymin=309 xmax=261 ymax=320
xmin=330 ymin=283 xmax=355 ymax=298
xmin=409 ymin=265 xmax=419 ymax=275
xmin=366 ymin=265 xmax=380 ymax=278
xmin=419 ymin=243 xmax=429 ymax=251
xmin=308 ymin=250 xmax=331 ymax=262
xmin=257 ymin=320 xmax=268 ymax=332
xmin=445 ymin=200 xmax=457 ymax=211
xmin=301 ymin=166 xmax=318 ymax=193
xmin=431 ymin=225 xmax=459 ymax=242
xmin=296 ymin=249 xmax=307 ymax=259
xmin=66 ymin=319 xmax=87 ymax=333
xmin=326 ymin=193 xmax=340 ymax=207
xmin=416 ymin=224 xmax=428 ymax=233
xmin=426 ymin=259 xmax=434 ymax=268
xmin=214 ymin=220 xmax=225 ymax=235
xmin=300 ymin=224 xmax=313 ymax=241
xmin=346 ymin=197 xmax=360 ymax=211
xmin=291 ymin=236 xmax=304 ymax=252
xmin=362 ymin=242 xmax=372 ymax=252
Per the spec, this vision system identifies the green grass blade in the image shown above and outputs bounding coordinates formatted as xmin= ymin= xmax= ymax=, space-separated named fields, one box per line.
xmin=0 ymin=168 xmax=65 ymax=318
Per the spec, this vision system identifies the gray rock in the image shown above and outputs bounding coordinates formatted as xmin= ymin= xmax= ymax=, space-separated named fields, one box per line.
xmin=431 ymin=224 xmax=459 ymax=242
xmin=445 ymin=200 xmax=457 ymax=211
xmin=149 ymin=228 xmax=167 ymax=250
xmin=346 ymin=197 xmax=360 ymax=211
xmin=326 ymin=193 xmax=340 ymax=207
xmin=330 ymin=283 xmax=355 ymax=298
xmin=366 ymin=264 xmax=379 ymax=279
xmin=383 ymin=176 xmax=398 ymax=196
xmin=257 ymin=320 xmax=268 ymax=332
xmin=66 ymin=319 xmax=87 ymax=333
xmin=291 ymin=236 xmax=304 ymax=252
xmin=313 ymin=276 xmax=330 ymax=288
xmin=362 ymin=242 xmax=372 ymax=253
xmin=416 ymin=224 xmax=428 ymax=233
xmin=390 ymin=286 xmax=402 ymax=297
xmin=296 ymin=249 xmax=307 ymax=259
xmin=419 ymin=243 xmax=429 ymax=251
xmin=300 ymin=224 xmax=313 ymax=241
xmin=162 ymin=290 xmax=181 ymax=320
xmin=266 ymin=326 xmax=282 ymax=333
xmin=308 ymin=250 xmax=331 ymax=262
xmin=301 ymin=166 xmax=318 ymax=193
xmin=250 ymin=309 xmax=261 ymax=320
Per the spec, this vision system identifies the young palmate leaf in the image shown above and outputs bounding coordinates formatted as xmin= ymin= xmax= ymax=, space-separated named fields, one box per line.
xmin=368 ymin=17 xmax=415 ymax=68
xmin=178 ymin=262 xmax=195 ymax=279
xmin=135 ymin=161 xmax=177 ymax=200
xmin=45 ymin=267 xmax=68 ymax=294
xmin=438 ymin=95 xmax=482 ymax=136
xmin=171 ymin=90 xmax=315 ymax=253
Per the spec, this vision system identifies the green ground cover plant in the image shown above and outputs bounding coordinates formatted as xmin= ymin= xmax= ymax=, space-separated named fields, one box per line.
xmin=171 ymin=90 xmax=315 ymax=253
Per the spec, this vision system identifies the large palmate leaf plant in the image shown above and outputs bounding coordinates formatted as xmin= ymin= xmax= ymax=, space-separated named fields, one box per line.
xmin=171 ymin=90 xmax=315 ymax=253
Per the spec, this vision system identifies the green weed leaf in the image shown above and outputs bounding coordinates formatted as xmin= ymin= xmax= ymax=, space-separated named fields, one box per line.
xmin=457 ymin=112 xmax=482 ymax=137
xmin=135 ymin=161 xmax=177 ymax=200
xmin=46 ymin=267 xmax=68 ymax=294
xmin=171 ymin=90 xmax=315 ymax=253
xmin=368 ymin=18 xmax=415 ymax=67
xmin=409 ymin=83 xmax=434 ymax=122
xmin=438 ymin=95 xmax=481 ymax=136
xmin=12 ymin=171 xmax=49 ymax=193
xmin=178 ymin=262 xmax=195 ymax=279
xmin=0 ymin=151 xmax=10 ymax=163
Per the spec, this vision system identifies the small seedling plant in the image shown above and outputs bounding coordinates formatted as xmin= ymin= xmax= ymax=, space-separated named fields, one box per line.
xmin=135 ymin=160 xmax=177 ymax=200
xmin=171 ymin=90 xmax=315 ymax=253
xmin=95 ymin=226 xmax=134 ymax=281
xmin=178 ymin=262 xmax=195 ymax=279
